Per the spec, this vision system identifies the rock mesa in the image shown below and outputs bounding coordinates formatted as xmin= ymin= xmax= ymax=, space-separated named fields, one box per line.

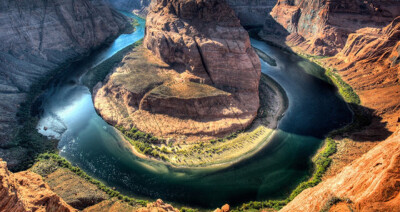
xmin=94 ymin=0 xmax=261 ymax=142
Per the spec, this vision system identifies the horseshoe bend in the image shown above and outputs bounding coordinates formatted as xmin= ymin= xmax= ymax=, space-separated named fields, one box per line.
xmin=93 ymin=0 xmax=263 ymax=142
xmin=0 ymin=0 xmax=400 ymax=211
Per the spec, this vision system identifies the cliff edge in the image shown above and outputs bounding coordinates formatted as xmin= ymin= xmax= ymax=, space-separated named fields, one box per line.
xmin=0 ymin=0 xmax=128 ymax=169
xmin=0 ymin=159 xmax=76 ymax=212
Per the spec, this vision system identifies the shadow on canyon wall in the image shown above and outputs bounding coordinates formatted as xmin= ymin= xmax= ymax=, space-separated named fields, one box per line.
xmin=250 ymin=15 xmax=393 ymax=143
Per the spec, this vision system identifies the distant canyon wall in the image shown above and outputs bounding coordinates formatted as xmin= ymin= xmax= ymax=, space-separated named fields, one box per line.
xmin=104 ymin=0 xmax=151 ymax=17
xmin=262 ymin=0 xmax=400 ymax=56
xmin=0 ymin=0 xmax=127 ymax=169
xmin=227 ymin=0 xmax=276 ymax=26
xmin=106 ymin=0 xmax=277 ymax=26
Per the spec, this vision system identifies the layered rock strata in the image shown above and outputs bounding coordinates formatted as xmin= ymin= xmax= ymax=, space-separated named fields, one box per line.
xmin=94 ymin=0 xmax=261 ymax=142
xmin=0 ymin=159 xmax=76 ymax=212
xmin=281 ymin=128 xmax=400 ymax=212
xmin=261 ymin=1 xmax=400 ymax=211
xmin=261 ymin=0 xmax=400 ymax=56
xmin=0 ymin=0 xmax=128 ymax=168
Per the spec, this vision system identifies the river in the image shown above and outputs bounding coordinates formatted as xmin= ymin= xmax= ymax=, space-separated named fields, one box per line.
xmin=36 ymin=13 xmax=352 ymax=209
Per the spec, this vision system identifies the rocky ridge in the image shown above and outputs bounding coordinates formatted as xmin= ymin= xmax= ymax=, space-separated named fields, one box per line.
xmin=0 ymin=159 xmax=76 ymax=212
xmin=0 ymin=0 xmax=128 ymax=168
xmin=94 ymin=0 xmax=261 ymax=142
xmin=262 ymin=0 xmax=400 ymax=56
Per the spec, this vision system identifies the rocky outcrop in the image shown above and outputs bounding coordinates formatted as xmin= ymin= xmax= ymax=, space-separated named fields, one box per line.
xmin=136 ymin=199 xmax=179 ymax=212
xmin=262 ymin=0 xmax=400 ymax=56
xmin=0 ymin=159 xmax=76 ymax=211
xmin=0 ymin=0 xmax=128 ymax=168
xmin=214 ymin=204 xmax=230 ymax=212
xmin=94 ymin=0 xmax=261 ymax=142
xmin=281 ymin=128 xmax=400 ymax=212
xmin=324 ymin=16 xmax=400 ymax=133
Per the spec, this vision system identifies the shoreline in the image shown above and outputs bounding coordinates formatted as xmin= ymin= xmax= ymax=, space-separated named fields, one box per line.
xmin=116 ymin=73 xmax=289 ymax=169
xmin=236 ymin=35 xmax=363 ymax=211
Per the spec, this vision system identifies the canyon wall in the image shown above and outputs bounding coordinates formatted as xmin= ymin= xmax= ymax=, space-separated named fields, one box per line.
xmin=94 ymin=0 xmax=261 ymax=142
xmin=261 ymin=1 xmax=400 ymax=211
xmin=107 ymin=0 xmax=277 ymax=26
xmin=262 ymin=0 xmax=400 ymax=56
xmin=0 ymin=159 xmax=76 ymax=211
xmin=227 ymin=0 xmax=276 ymax=26
xmin=0 ymin=0 xmax=128 ymax=168
xmin=105 ymin=0 xmax=151 ymax=17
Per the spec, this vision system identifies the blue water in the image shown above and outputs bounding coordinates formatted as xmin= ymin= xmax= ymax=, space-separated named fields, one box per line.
xmin=37 ymin=14 xmax=352 ymax=209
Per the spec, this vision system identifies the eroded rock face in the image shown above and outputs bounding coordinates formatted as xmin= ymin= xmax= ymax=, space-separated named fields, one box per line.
xmin=136 ymin=199 xmax=179 ymax=212
xmin=0 ymin=0 xmax=127 ymax=168
xmin=263 ymin=2 xmax=400 ymax=211
xmin=262 ymin=0 xmax=400 ymax=56
xmin=94 ymin=0 xmax=261 ymax=142
xmin=281 ymin=128 xmax=400 ymax=212
xmin=0 ymin=159 xmax=76 ymax=212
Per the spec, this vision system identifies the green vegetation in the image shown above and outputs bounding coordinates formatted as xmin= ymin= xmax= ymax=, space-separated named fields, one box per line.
xmin=325 ymin=69 xmax=360 ymax=104
xmin=237 ymin=138 xmax=337 ymax=211
xmin=83 ymin=39 xmax=143 ymax=89
xmin=35 ymin=153 xmax=148 ymax=207
xmin=320 ymin=196 xmax=353 ymax=212
xmin=116 ymin=126 xmax=169 ymax=161
xmin=237 ymin=52 xmax=365 ymax=211
xmin=180 ymin=207 xmax=199 ymax=212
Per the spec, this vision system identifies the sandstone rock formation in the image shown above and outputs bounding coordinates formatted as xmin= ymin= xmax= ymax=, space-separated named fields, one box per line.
xmin=325 ymin=16 xmax=400 ymax=134
xmin=214 ymin=203 xmax=230 ymax=212
xmin=0 ymin=0 xmax=128 ymax=169
xmin=136 ymin=199 xmax=179 ymax=212
xmin=262 ymin=0 xmax=400 ymax=56
xmin=281 ymin=128 xmax=400 ymax=212
xmin=0 ymin=159 xmax=76 ymax=211
xmin=94 ymin=0 xmax=261 ymax=142
xmin=261 ymin=1 xmax=400 ymax=211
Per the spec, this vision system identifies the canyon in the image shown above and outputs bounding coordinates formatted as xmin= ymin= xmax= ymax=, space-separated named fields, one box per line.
xmin=0 ymin=0 xmax=399 ymax=211
xmin=94 ymin=0 xmax=262 ymax=142
xmin=0 ymin=0 xmax=128 ymax=169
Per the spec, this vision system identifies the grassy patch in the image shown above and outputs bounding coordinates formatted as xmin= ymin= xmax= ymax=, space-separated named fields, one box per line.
xmin=35 ymin=153 xmax=148 ymax=207
xmin=325 ymin=69 xmax=360 ymax=105
xmin=116 ymin=126 xmax=169 ymax=161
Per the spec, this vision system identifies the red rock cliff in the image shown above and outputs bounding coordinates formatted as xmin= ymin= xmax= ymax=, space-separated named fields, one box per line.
xmin=264 ymin=0 xmax=400 ymax=56
xmin=0 ymin=159 xmax=76 ymax=212
xmin=261 ymin=1 xmax=400 ymax=211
